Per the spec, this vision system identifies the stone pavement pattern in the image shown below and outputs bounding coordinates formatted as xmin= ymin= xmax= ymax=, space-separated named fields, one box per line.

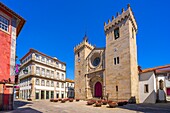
xmin=1 ymin=100 xmax=170 ymax=113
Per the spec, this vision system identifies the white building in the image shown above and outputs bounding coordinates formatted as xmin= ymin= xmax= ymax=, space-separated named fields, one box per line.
xmin=139 ymin=65 xmax=170 ymax=103
xmin=65 ymin=79 xmax=74 ymax=98
xmin=19 ymin=49 xmax=67 ymax=100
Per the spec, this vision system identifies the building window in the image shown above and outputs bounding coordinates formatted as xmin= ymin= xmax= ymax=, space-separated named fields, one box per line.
xmin=56 ymin=72 xmax=59 ymax=79
xmin=41 ymin=80 xmax=45 ymax=86
xmin=56 ymin=62 xmax=59 ymax=67
xmin=42 ymin=68 xmax=45 ymax=75
xmin=114 ymin=57 xmax=120 ymax=65
xmin=114 ymin=27 xmax=119 ymax=40
xmin=46 ymin=70 xmax=50 ymax=77
xmin=51 ymin=81 xmax=54 ymax=87
xmin=35 ymin=54 xmax=40 ymax=60
xmin=159 ymin=80 xmax=164 ymax=90
xmin=41 ymin=57 xmax=45 ymax=62
xmin=61 ymin=74 xmax=64 ymax=80
xmin=116 ymin=86 xmax=118 ymax=92
xmin=51 ymin=71 xmax=54 ymax=78
xmin=61 ymin=83 xmax=64 ymax=88
xmin=36 ymin=67 xmax=40 ymax=74
xmin=51 ymin=60 xmax=53 ymax=65
xmin=117 ymin=57 xmax=119 ymax=64
xmin=56 ymin=82 xmax=59 ymax=88
xmin=46 ymin=81 xmax=50 ymax=86
xmin=78 ymin=71 xmax=81 ymax=76
xmin=114 ymin=58 xmax=116 ymax=65
xmin=61 ymin=64 xmax=64 ymax=69
xmin=0 ymin=15 xmax=9 ymax=32
xmin=144 ymin=84 xmax=149 ymax=93
xmin=36 ymin=79 xmax=39 ymax=85
xmin=46 ymin=59 xmax=49 ymax=64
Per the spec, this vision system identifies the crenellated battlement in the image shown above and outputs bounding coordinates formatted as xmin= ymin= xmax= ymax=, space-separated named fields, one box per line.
xmin=104 ymin=4 xmax=137 ymax=32
xmin=74 ymin=38 xmax=94 ymax=53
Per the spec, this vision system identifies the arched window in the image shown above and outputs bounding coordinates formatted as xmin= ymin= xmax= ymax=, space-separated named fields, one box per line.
xmin=159 ymin=80 xmax=164 ymax=90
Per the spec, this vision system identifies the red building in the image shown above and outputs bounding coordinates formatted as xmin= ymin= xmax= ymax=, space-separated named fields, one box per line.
xmin=0 ymin=2 xmax=25 ymax=110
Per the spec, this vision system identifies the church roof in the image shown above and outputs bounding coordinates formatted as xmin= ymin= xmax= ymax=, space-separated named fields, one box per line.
xmin=141 ymin=64 xmax=170 ymax=73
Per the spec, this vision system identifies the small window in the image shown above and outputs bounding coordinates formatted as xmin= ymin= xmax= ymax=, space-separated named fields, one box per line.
xmin=114 ymin=27 xmax=120 ymax=40
xmin=78 ymin=71 xmax=81 ymax=75
xmin=42 ymin=68 xmax=45 ymax=75
xmin=116 ymin=86 xmax=118 ymax=92
xmin=0 ymin=15 xmax=9 ymax=32
xmin=36 ymin=67 xmax=40 ymax=74
xmin=117 ymin=57 xmax=119 ymax=64
xmin=56 ymin=72 xmax=59 ymax=79
xmin=41 ymin=80 xmax=45 ymax=86
xmin=51 ymin=81 xmax=54 ymax=87
xmin=46 ymin=81 xmax=50 ymax=86
xmin=61 ymin=83 xmax=64 ymax=88
xmin=78 ymin=52 xmax=80 ymax=57
xmin=36 ymin=79 xmax=39 ymax=85
xmin=56 ymin=82 xmax=59 ymax=88
xmin=114 ymin=58 xmax=116 ymax=65
xmin=144 ymin=84 xmax=149 ymax=93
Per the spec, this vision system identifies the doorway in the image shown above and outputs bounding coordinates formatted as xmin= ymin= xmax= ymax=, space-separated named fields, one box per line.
xmin=94 ymin=82 xmax=102 ymax=97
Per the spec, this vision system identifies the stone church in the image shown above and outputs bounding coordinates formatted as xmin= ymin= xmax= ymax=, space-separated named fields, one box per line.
xmin=74 ymin=4 xmax=139 ymax=102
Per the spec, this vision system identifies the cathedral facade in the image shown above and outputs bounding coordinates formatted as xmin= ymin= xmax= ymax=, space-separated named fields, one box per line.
xmin=74 ymin=4 xmax=139 ymax=102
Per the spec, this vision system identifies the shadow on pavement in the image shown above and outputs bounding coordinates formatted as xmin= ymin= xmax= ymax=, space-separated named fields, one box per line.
xmin=1 ymin=100 xmax=42 ymax=113
xmin=117 ymin=103 xmax=170 ymax=113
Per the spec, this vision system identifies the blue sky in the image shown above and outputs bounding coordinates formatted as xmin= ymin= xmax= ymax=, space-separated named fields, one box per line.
xmin=1 ymin=0 xmax=170 ymax=80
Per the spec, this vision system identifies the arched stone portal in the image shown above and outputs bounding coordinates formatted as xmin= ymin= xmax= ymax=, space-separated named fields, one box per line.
xmin=94 ymin=82 xmax=102 ymax=97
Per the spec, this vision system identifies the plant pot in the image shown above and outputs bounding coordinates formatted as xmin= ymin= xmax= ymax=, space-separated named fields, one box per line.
xmin=102 ymin=100 xmax=108 ymax=105
xmin=87 ymin=101 xmax=94 ymax=105
xmin=108 ymin=102 xmax=117 ymax=108
xmin=54 ymin=99 xmax=58 ymax=102
xmin=27 ymin=98 xmax=32 ymax=101
xmin=69 ymin=99 xmax=74 ymax=102
xmin=61 ymin=99 xmax=66 ymax=103
xmin=76 ymin=99 xmax=80 ymax=101
xmin=50 ymin=98 xmax=54 ymax=102
xmin=95 ymin=102 xmax=102 ymax=107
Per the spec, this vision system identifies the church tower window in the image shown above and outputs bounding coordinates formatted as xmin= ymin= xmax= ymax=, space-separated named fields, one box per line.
xmin=117 ymin=57 xmax=119 ymax=64
xmin=116 ymin=86 xmax=118 ymax=92
xmin=114 ymin=27 xmax=120 ymax=40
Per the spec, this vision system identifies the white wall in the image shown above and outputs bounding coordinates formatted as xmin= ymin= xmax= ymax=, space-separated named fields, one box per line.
xmin=139 ymin=71 xmax=156 ymax=103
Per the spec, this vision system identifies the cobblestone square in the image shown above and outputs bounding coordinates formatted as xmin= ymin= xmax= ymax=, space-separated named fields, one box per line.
xmin=2 ymin=100 xmax=170 ymax=113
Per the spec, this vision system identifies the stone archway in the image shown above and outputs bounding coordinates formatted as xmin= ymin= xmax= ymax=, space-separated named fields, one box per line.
xmin=94 ymin=82 xmax=102 ymax=97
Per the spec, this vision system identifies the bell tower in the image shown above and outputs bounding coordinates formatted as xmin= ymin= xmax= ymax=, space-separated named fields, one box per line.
xmin=104 ymin=4 xmax=139 ymax=102
xmin=74 ymin=35 xmax=94 ymax=99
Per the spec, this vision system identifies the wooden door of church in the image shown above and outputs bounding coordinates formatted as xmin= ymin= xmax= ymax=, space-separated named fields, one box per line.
xmin=94 ymin=82 xmax=102 ymax=97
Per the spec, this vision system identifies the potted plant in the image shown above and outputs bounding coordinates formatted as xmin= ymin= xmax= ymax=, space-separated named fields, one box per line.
xmin=27 ymin=98 xmax=32 ymax=101
xmin=54 ymin=99 xmax=58 ymax=102
xmin=108 ymin=102 xmax=117 ymax=108
xmin=69 ymin=98 xmax=74 ymax=102
xmin=87 ymin=99 xmax=96 ymax=105
xmin=58 ymin=98 xmax=62 ymax=101
xmin=102 ymin=100 xmax=108 ymax=105
xmin=61 ymin=99 xmax=66 ymax=103
xmin=95 ymin=101 xmax=102 ymax=107
xmin=50 ymin=98 xmax=54 ymax=102
xmin=76 ymin=99 xmax=80 ymax=102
